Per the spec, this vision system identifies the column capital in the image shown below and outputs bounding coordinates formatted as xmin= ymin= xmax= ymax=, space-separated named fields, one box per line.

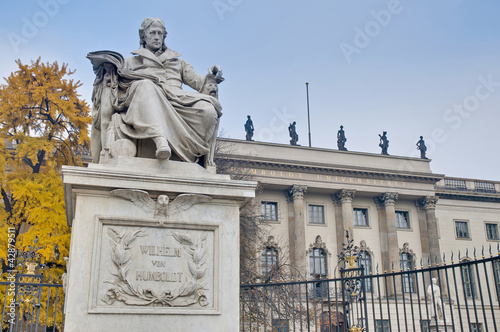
xmin=416 ymin=196 xmax=439 ymax=210
xmin=333 ymin=189 xmax=356 ymax=204
xmin=374 ymin=192 xmax=399 ymax=207
xmin=286 ymin=185 xmax=307 ymax=200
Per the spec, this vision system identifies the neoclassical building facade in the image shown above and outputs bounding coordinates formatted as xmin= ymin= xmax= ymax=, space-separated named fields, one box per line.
xmin=217 ymin=138 xmax=500 ymax=281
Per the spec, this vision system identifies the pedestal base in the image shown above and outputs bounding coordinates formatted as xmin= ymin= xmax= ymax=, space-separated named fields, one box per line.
xmin=62 ymin=159 xmax=256 ymax=332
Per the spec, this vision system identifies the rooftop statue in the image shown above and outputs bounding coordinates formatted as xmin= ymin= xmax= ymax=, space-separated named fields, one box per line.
xmin=416 ymin=136 xmax=428 ymax=159
xmin=289 ymin=121 xmax=299 ymax=146
xmin=88 ymin=17 xmax=224 ymax=168
xmin=337 ymin=125 xmax=347 ymax=151
xmin=244 ymin=115 xmax=254 ymax=141
xmin=379 ymin=131 xmax=389 ymax=155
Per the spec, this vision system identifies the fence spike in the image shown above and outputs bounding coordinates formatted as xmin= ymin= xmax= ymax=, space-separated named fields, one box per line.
xmin=391 ymin=262 xmax=394 ymax=272
xmin=451 ymin=250 xmax=454 ymax=263
xmin=497 ymin=242 xmax=500 ymax=255
xmin=442 ymin=252 xmax=446 ymax=264
xmin=473 ymin=247 xmax=476 ymax=259
xmin=420 ymin=257 xmax=423 ymax=268
xmin=376 ymin=263 xmax=379 ymax=274
xmin=466 ymin=248 xmax=468 ymax=258
xmin=489 ymin=244 xmax=493 ymax=257
xmin=427 ymin=257 xmax=431 ymax=268
xmin=482 ymin=245 xmax=485 ymax=258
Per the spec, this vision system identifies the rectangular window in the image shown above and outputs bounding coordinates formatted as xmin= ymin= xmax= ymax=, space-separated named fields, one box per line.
xmin=420 ymin=320 xmax=431 ymax=332
xmin=470 ymin=323 xmax=483 ymax=332
xmin=486 ymin=223 xmax=499 ymax=240
xmin=455 ymin=221 xmax=470 ymax=239
xmin=375 ymin=319 xmax=390 ymax=332
xmin=396 ymin=211 xmax=410 ymax=229
xmin=493 ymin=261 xmax=500 ymax=302
xmin=461 ymin=263 xmax=477 ymax=298
xmin=261 ymin=201 xmax=278 ymax=221
xmin=308 ymin=205 xmax=325 ymax=225
xmin=272 ymin=319 xmax=289 ymax=332
xmin=353 ymin=208 xmax=369 ymax=226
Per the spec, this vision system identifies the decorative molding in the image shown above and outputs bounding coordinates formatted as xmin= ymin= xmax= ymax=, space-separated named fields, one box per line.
xmin=111 ymin=189 xmax=211 ymax=220
xmin=286 ymin=185 xmax=307 ymax=200
xmin=102 ymin=228 xmax=209 ymax=307
xmin=416 ymin=196 xmax=439 ymax=210
xmin=374 ymin=192 xmax=398 ymax=207
xmin=334 ymin=189 xmax=356 ymax=203
xmin=262 ymin=236 xmax=279 ymax=250
xmin=359 ymin=240 xmax=374 ymax=258
xmin=308 ymin=235 xmax=331 ymax=256
xmin=399 ymin=242 xmax=414 ymax=257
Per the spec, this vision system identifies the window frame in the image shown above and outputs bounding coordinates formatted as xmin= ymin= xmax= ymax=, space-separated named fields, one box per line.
xmin=395 ymin=210 xmax=411 ymax=230
xmin=261 ymin=201 xmax=279 ymax=222
xmin=309 ymin=248 xmax=328 ymax=279
xmin=455 ymin=220 xmax=471 ymax=240
xmin=261 ymin=246 xmax=279 ymax=277
xmin=308 ymin=204 xmax=326 ymax=226
xmin=461 ymin=259 xmax=477 ymax=298
xmin=485 ymin=222 xmax=499 ymax=241
xmin=353 ymin=208 xmax=369 ymax=227
xmin=374 ymin=319 xmax=390 ymax=332
xmin=358 ymin=250 xmax=373 ymax=293
xmin=400 ymin=252 xmax=415 ymax=293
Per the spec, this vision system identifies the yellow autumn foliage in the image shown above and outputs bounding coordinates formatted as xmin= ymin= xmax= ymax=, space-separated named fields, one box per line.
xmin=0 ymin=58 xmax=90 ymax=328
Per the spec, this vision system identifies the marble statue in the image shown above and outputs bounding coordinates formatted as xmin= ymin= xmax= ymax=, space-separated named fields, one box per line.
xmin=289 ymin=121 xmax=299 ymax=146
xmin=416 ymin=136 xmax=428 ymax=159
xmin=379 ymin=131 xmax=389 ymax=155
xmin=337 ymin=125 xmax=347 ymax=151
xmin=427 ymin=278 xmax=443 ymax=321
xmin=245 ymin=115 xmax=254 ymax=141
xmin=88 ymin=17 xmax=224 ymax=167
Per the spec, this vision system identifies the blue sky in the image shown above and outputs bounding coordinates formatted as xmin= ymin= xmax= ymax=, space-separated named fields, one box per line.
xmin=1 ymin=0 xmax=499 ymax=180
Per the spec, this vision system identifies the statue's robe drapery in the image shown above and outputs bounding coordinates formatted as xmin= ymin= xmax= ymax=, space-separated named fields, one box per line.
xmin=114 ymin=47 xmax=222 ymax=162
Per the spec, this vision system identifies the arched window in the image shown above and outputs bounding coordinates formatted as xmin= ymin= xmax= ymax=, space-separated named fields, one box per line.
xmin=358 ymin=250 xmax=373 ymax=292
xmin=460 ymin=258 xmax=476 ymax=298
xmin=309 ymin=248 xmax=328 ymax=278
xmin=399 ymin=243 xmax=415 ymax=293
xmin=262 ymin=246 xmax=279 ymax=277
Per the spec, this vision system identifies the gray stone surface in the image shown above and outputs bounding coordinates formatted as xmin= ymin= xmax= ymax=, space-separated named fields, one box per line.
xmin=88 ymin=18 xmax=224 ymax=167
xmin=62 ymin=159 xmax=256 ymax=331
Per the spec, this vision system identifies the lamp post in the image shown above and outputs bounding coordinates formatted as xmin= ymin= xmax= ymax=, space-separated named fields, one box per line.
xmin=306 ymin=82 xmax=311 ymax=147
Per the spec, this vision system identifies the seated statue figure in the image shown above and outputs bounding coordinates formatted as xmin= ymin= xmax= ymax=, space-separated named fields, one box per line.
xmin=88 ymin=17 xmax=224 ymax=168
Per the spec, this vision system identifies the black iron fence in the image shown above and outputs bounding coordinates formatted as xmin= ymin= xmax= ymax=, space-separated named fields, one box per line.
xmin=240 ymin=252 xmax=500 ymax=331
xmin=0 ymin=273 xmax=64 ymax=332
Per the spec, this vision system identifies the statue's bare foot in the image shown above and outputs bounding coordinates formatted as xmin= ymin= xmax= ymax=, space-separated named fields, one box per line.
xmin=154 ymin=137 xmax=171 ymax=160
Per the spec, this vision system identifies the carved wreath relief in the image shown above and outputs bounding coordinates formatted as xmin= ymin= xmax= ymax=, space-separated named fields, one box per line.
xmin=99 ymin=225 xmax=213 ymax=309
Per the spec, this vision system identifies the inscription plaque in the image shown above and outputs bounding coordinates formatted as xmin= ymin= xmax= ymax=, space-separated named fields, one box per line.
xmin=89 ymin=217 xmax=219 ymax=314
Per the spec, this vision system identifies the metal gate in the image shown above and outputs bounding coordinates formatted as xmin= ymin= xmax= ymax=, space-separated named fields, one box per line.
xmin=240 ymin=248 xmax=500 ymax=331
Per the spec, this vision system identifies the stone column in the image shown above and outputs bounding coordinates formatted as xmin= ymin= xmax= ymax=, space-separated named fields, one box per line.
xmin=415 ymin=200 xmax=430 ymax=265
xmin=332 ymin=189 xmax=356 ymax=256
xmin=286 ymin=185 xmax=308 ymax=279
xmin=375 ymin=192 xmax=399 ymax=297
xmin=418 ymin=196 xmax=441 ymax=266
xmin=375 ymin=192 xmax=399 ymax=271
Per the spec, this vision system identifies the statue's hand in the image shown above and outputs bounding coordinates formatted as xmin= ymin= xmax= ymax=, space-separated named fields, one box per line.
xmin=208 ymin=65 xmax=224 ymax=83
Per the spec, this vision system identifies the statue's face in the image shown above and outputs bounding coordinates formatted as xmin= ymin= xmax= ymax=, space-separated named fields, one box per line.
xmin=144 ymin=21 xmax=164 ymax=52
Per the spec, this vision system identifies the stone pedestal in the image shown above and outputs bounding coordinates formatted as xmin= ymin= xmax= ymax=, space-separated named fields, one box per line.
xmin=62 ymin=158 xmax=256 ymax=332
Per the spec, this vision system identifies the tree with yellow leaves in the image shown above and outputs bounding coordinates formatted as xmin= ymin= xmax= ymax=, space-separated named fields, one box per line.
xmin=0 ymin=58 xmax=90 ymax=279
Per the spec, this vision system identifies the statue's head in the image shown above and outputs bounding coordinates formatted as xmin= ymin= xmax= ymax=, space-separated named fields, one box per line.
xmin=139 ymin=17 xmax=167 ymax=52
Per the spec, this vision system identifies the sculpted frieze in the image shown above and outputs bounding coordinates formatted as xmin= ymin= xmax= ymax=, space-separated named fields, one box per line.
xmin=90 ymin=218 xmax=219 ymax=314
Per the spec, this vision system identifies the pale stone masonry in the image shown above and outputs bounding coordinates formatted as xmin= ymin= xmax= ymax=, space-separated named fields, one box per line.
xmin=216 ymin=138 xmax=500 ymax=281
